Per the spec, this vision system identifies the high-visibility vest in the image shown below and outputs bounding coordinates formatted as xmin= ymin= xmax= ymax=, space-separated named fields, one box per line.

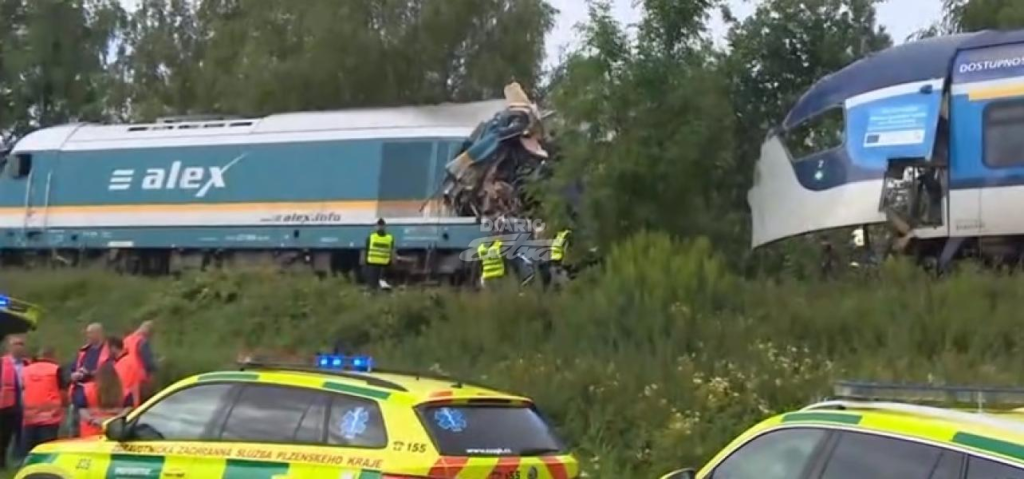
xmin=0 ymin=355 xmax=25 ymax=409
xmin=79 ymin=382 xmax=124 ymax=437
xmin=114 ymin=353 xmax=142 ymax=408
xmin=551 ymin=230 xmax=570 ymax=262
xmin=69 ymin=343 xmax=111 ymax=401
xmin=366 ymin=233 xmax=394 ymax=266
xmin=22 ymin=360 xmax=63 ymax=426
xmin=477 ymin=240 xmax=505 ymax=279
xmin=123 ymin=332 xmax=151 ymax=383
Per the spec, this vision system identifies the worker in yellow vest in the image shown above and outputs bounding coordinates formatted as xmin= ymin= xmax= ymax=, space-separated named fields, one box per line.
xmin=477 ymin=239 xmax=505 ymax=288
xmin=364 ymin=218 xmax=395 ymax=290
xmin=549 ymin=228 xmax=571 ymax=288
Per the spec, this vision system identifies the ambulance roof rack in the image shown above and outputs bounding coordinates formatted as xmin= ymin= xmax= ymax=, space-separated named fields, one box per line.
xmin=237 ymin=359 xmax=409 ymax=393
xmin=828 ymin=380 xmax=1024 ymax=409
xmin=796 ymin=381 xmax=1024 ymax=436
xmin=801 ymin=400 xmax=1024 ymax=435
xmin=239 ymin=353 xmax=512 ymax=398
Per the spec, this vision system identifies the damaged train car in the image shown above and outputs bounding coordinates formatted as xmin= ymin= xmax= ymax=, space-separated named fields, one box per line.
xmin=0 ymin=82 xmax=552 ymax=281
xmin=749 ymin=29 xmax=1024 ymax=267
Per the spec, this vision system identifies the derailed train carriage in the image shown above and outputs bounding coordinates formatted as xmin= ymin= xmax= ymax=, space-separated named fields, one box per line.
xmin=749 ymin=29 xmax=1024 ymax=268
xmin=0 ymin=84 xmax=552 ymax=282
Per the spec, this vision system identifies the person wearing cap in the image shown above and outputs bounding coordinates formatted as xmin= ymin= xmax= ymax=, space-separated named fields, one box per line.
xmin=364 ymin=218 xmax=394 ymax=290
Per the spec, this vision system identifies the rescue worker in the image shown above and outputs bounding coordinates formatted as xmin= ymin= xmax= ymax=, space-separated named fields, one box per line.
xmin=21 ymin=347 xmax=66 ymax=452
xmin=108 ymin=337 xmax=141 ymax=408
xmin=67 ymin=323 xmax=109 ymax=438
xmin=477 ymin=239 xmax=505 ymax=288
xmin=0 ymin=335 xmax=28 ymax=469
xmin=123 ymin=320 xmax=157 ymax=401
xmin=549 ymin=228 xmax=571 ymax=288
xmin=364 ymin=218 xmax=394 ymax=290
xmin=78 ymin=362 xmax=127 ymax=437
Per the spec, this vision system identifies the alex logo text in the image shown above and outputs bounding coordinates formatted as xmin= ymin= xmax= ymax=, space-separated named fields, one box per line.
xmin=107 ymin=154 xmax=246 ymax=198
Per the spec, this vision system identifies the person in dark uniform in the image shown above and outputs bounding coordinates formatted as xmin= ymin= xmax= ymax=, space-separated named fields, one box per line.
xmin=364 ymin=219 xmax=394 ymax=290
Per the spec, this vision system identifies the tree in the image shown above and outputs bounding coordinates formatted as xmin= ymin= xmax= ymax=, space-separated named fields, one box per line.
xmin=939 ymin=0 xmax=1024 ymax=33
xmin=1 ymin=0 xmax=124 ymax=137
xmin=546 ymin=1 xmax=739 ymax=256
xmin=187 ymin=0 xmax=555 ymax=118
xmin=723 ymin=0 xmax=891 ymax=178
xmin=109 ymin=0 xmax=201 ymax=121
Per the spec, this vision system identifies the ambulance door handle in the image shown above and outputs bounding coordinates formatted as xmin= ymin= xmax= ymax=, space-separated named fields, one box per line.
xmin=162 ymin=468 xmax=186 ymax=478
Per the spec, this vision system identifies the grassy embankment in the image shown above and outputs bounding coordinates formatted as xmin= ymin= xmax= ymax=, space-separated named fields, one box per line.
xmin=3 ymin=231 xmax=1023 ymax=477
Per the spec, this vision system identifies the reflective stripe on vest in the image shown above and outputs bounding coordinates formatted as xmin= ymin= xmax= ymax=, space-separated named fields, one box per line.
xmin=367 ymin=233 xmax=394 ymax=265
xmin=478 ymin=240 xmax=505 ymax=279
xmin=123 ymin=332 xmax=149 ymax=382
xmin=551 ymin=230 xmax=570 ymax=261
xmin=0 ymin=355 xmax=18 ymax=409
xmin=23 ymin=361 xmax=62 ymax=426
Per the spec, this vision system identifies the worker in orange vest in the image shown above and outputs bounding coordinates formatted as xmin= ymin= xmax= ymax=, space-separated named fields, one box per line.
xmin=0 ymin=334 xmax=29 ymax=468
xmin=107 ymin=337 xmax=141 ymax=408
xmin=21 ymin=347 xmax=67 ymax=452
xmin=67 ymin=323 xmax=109 ymax=438
xmin=78 ymin=362 xmax=127 ymax=437
xmin=122 ymin=320 xmax=157 ymax=401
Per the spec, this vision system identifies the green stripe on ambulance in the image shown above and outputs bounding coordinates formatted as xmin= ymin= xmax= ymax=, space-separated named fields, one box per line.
xmin=223 ymin=458 xmax=290 ymax=479
xmin=106 ymin=454 xmax=165 ymax=479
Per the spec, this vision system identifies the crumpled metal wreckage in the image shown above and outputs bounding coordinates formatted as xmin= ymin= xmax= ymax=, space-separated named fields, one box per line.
xmin=440 ymin=82 xmax=551 ymax=221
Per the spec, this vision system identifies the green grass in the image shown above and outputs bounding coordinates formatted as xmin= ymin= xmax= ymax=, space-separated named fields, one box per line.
xmin=4 ymin=232 xmax=1024 ymax=476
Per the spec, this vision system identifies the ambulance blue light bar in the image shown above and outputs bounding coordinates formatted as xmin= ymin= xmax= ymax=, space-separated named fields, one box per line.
xmin=0 ymin=295 xmax=8 ymax=308
xmin=316 ymin=354 xmax=374 ymax=372
xmin=834 ymin=381 xmax=1024 ymax=407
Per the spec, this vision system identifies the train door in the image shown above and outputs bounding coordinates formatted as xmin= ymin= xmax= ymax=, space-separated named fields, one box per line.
xmin=846 ymin=78 xmax=947 ymax=238
xmin=2 ymin=150 xmax=47 ymax=244
xmin=948 ymin=42 xmax=1024 ymax=238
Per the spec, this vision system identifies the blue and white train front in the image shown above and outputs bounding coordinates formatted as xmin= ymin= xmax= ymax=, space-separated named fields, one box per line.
xmin=746 ymin=33 xmax=972 ymax=250
xmin=749 ymin=79 xmax=946 ymax=249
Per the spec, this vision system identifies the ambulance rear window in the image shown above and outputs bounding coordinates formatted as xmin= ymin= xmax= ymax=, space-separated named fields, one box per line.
xmin=420 ymin=404 xmax=567 ymax=457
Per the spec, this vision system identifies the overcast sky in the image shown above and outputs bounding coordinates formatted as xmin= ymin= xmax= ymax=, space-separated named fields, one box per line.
xmin=546 ymin=0 xmax=945 ymax=67
xmin=116 ymin=0 xmax=944 ymax=70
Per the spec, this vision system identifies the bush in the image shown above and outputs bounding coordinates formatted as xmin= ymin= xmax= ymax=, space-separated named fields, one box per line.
xmin=3 ymin=233 xmax=1024 ymax=476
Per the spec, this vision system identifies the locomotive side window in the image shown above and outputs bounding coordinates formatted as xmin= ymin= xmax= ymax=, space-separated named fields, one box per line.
xmin=782 ymin=107 xmax=846 ymax=161
xmin=983 ymin=99 xmax=1024 ymax=168
xmin=6 ymin=153 xmax=31 ymax=179
xmin=379 ymin=141 xmax=433 ymax=199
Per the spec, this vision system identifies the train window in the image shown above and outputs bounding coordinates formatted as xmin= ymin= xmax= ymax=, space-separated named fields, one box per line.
xmin=379 ymin=141 xmax=432 ymax=200
xmin=434 ymin=142 xmax=451 ymax=188
xmin=782 ymin=107 xmax=845 ymax=161
xmin=983 ymin=100 xmax=1024 ymax=168
xmin=8 ymin=154 xmax=31 ymax=179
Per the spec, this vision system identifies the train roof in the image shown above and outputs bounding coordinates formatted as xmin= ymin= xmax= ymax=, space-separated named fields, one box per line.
xmin=784 ymin=29 xmax=1024 ymax=130
xmin=12 ymin=99 xmax=507 ymax=153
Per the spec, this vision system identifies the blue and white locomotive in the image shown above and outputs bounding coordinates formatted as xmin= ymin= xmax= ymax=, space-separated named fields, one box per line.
xmin=0 ymin=99 xmax=514 ymax=278
xmin=749 ymin=29 xmax=1024 ymax=266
